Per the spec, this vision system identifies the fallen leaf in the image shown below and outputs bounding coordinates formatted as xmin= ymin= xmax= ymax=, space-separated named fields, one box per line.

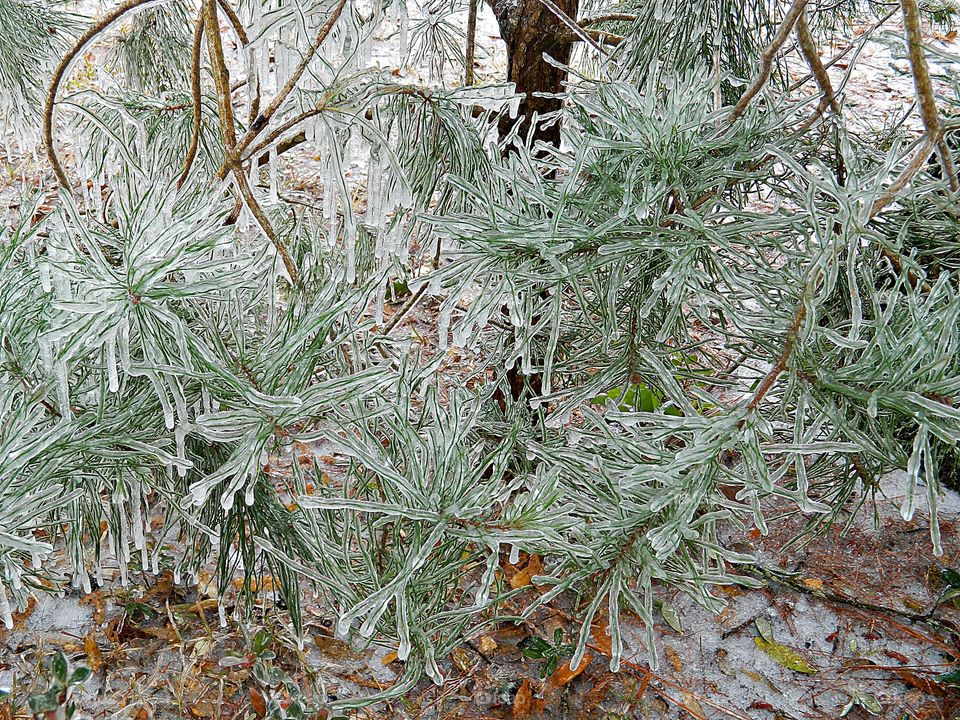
xmin=84 ymin=633 xmax=103 ymax=672
xmin=665 ymin=645 xmax=683 ymax=673
xmin=657 ymin=600 xmax=683 ymax=633
xmin=477 ymin=635 xmax=498 ymax=655
xmin=754 ymin=637 xmax=817 ymax=674
xmin=249 ymin=687 xmax=266 ymax=717
xmin=513 ymin=678 xmax=533 ymax=718
xmin=509 ymin=555 xmax=543 ymax=590
xmin=381 ymin=650 xmax=399 ymax=665
xmin=79 ymin=592 xmax=107 ymax=625
xmin=802 ymin=578 xmax=824 ymax=591
xmin=548 ymin=654 xmax=592 ymax=687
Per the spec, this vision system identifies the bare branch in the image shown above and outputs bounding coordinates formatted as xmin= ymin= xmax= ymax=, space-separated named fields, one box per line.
xmin=902 ymin=0 xmax=958 ymax=192
xmin=725 ymin=0 xmax=809 ymax=129
xmin=176 ymin=8 xmax=205 ymax=189
xmin=44 ymin=0 xmax=167 ymax=189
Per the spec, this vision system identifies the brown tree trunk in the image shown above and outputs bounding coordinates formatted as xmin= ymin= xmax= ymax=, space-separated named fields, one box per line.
xmin=487 ymin=0 xmax=578 ymax=147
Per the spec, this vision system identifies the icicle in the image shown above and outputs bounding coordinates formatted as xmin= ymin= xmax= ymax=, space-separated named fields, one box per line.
xmin=106 ymin=333 xmax=119 ymax=392
xmin=268 ymin=146 xmax=278 ymax=203
xmin=345 ymin=223 xmax=357 ymax=284
xmin=80 ymin=569 xmax=91 ymax=595
xmin=218 ymin=601 xmax=227 ymax=628
xmin=438 ymin=304 xmax=452 ymax=350
xmin=55 ymin=360 xmax=70 ymax=417
xmin=130 ymin=479 xmax=145 ymax=552
xmin=509 ymin=544 xmax=520 ymax=565
xmin=374 ymin=281 xmax=386 ymax=326
xmin=244 ymin=482 xmax=255 ymax=507
xmin=397 ymin=1 xmax=408 ymax=61
xmin=0 ymin=580 xmax=12 ymax=630
xmin=175 ymin=425 xmax=188 ymax=478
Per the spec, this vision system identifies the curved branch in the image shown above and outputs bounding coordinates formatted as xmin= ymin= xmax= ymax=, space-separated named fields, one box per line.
xmin=902 ymin=0 xmax=959 ymax=193
xmin=579 ymin=13 xmax=637 ymax=26
xmin=223 ymin=0 xmax=347 ymax=175
xmin=176 ymin=8 xmax=205 ymax=189
xmin=44 ymin=0 xmax=170 ymax=189
xmin=725 ymin=0 xmax=809 ymax=129
xmin=204 ymin=0 xmax=298 ymax=284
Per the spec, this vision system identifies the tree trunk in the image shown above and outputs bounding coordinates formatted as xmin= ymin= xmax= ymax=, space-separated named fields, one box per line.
xmin=487 ymin=0 xmax=577 ymax=147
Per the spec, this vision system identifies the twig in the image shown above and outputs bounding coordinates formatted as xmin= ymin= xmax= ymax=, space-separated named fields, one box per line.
xmin=746 ymin=298 xmax=808 ymax=411
xmin=222 ymin=0 xmax=347 ymax=176
xmin=204 ymin=0 xmax=299 ymax=284
xmin=796 ymin=11 xmax=841 ymax=116
xmin=725 ymin=0 xmax=809 ymax=129
xmin=465 ymin=0 xmax=477 ymax=86
xmin=902 ymin=0 xmax=959 ymax=193
xmin=44 ymin=0 xmax=167 ymax=189
xmin=749 ymin=566 xmax=960 ymax=651
xmin=216 ymin=0 xmax=259 ymax=124
xmin=788 ymin=7 xmax=899 ymax=93
xmin=537 ymin=0 xmax=608 ymax=55
xmin=176 ymin=8 xmax=205 ymax=189
xmin=579 ymin=13 xmax=638 ymax=26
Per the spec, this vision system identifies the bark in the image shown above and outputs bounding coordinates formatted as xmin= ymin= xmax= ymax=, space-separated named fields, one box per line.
xmin=486 ymin=0 xmax=578 ymax=147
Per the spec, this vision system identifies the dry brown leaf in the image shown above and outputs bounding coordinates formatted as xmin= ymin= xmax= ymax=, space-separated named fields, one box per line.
xmin=664 ymin=645 xmax=683 ymax=674
xmin=590 ymin=616 xmax=612 ymax=657
xmin=84 ymin=632 xmax=103 ymax=672
xmin=477 ymin=635 xmax=498 ymax=655
xmin=802 ymin=578 xmax=824 ymax=591
xmin=249 ymin=687 xmax=267 ymax=717
xmin=513 ymin=678 xmax=533 ymax=717
xmin=548 ymin=654 xmax=592 ymax=688
xmin=509 ymin=554 xmax=543 ymax=590
xmin=382 ymin=650 xmax=399 ymax=665
xmin=0 ymin=701 xmax=12 ymax=720
xmin=79 ymin=591 xmax=107 ymax=625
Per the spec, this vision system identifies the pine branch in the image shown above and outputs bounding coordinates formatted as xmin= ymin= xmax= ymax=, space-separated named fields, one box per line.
xmin=176 ymin=8 xmax=205 ymax=189
xmin=44 ymin=0 xmax=164 ymax=189
xmin=902 ymin=0 xmax=959 ymax=193
xmin=725 ymin=0 xmax=809 ymax=129
xmin=203 ymin=0 xmax=298 ymax=284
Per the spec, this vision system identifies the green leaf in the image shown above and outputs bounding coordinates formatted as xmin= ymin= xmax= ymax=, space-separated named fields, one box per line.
xmin=940 ymin=567 xmax=960 ymax=588
xmin=754 ymin=637 xmax=816 ymax=674
xmin=754 ymin=617 xmax=774 ymax=643
xmin=51 ymin=651 xmax=69 ymax=684
xmin=937 ymin=668 xmax=960 ymax=686
xmin=28 ymin=689 xmax=61 ymax=713
xmin=69 ymin=666 xmax=92 ymax=685
xmin=657 ymin=600 xmax=683 ymax=633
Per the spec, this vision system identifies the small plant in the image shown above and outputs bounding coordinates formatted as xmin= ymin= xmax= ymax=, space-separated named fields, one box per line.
xmin=220 ymin=629 xmax=333 ymax=720
xmin=28 ymin=651 xmax=91 ymax=720
xmin=521 ymin=629 xmax=576 ymax=679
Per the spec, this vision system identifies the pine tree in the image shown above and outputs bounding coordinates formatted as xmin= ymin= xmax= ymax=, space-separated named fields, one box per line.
xmin=1 ymin=0 xmax=958 ymax=707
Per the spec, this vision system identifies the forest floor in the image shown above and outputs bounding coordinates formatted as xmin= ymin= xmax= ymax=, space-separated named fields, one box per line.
xmin=3 ymin=4 xmax=960 ymax=720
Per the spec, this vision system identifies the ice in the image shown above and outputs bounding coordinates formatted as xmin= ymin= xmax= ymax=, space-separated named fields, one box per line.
xmin=105 ymin=333 xmax=119 ymax=392
xmin=130 ymin=479 xmax=145 ymax=551
xmin=0 ymin=580 xmax=11 ymax=630
xmin=55 ymin=361 xmax=70 ymax=417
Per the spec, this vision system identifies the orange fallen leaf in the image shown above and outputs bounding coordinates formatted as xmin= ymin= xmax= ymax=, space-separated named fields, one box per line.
xmin=512 ymin=678 xmax=533 ymax=717
xmin=665 ymin=645 xmax=683 ymax=674
xmin=84 ymin=632 xmax=103 ymax=672
xmin=250 ymin=687 xmax=267 ymax=717
xmin=548 ymin=654 xmax=592 ymax=687
xmin=382 ymin=650 xmax=399 ymax=665
xmin=509 ymin=554 xmax=543 ymax=590
xmin=79 ymin=591 xmax=106 ymax=625
xmin=802 ymin=578 xmax=824 ymax=591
